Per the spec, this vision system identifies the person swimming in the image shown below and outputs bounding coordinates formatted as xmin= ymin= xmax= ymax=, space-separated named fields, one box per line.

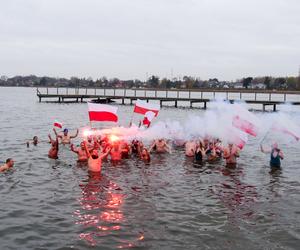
xmin=194 ymin=141 xmax=206 ymax=166
xmin=48 ymin=133 xmax=59 ymax=159
xmin=185 ymin=140 xmax=196 ymax=157
xmin=149 ymin=139 xmax=171 ymax=154
xmin=0 ymin=158 xmax=14 ymax=172
xmin=260 ymin=142 xmax=284 ymax=169
xmin=120 ymin=140 xmax=131 ymax=159
xmin=71 ymin=142 xmax=89 ymax=162
xmin=223 ymin=143 xmax=240 ymax=168
xmin=140 ymin=147 xmax=151 ymax=163
xmin=110 ymin=142 xmax=122 ymax=162
xmin=26 ymin=136 xmax=39 ymax=147
xmin=84 ymin=141 xmax=111 ymax=173
xmin=54 ymin=128 xmax=79 ymax=145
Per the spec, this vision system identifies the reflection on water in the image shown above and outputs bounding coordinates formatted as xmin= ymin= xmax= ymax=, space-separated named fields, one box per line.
xmin=214 ymin=166 xmax=258 ymax=220
xmin=75 ymin=172 xmax=144 ymax=248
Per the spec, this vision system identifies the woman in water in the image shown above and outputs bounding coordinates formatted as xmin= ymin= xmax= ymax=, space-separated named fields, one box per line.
xmin=194 ymin=140 xmax=206 ymax=166
xmin=260 ymin=142 xmax=284 ymax=170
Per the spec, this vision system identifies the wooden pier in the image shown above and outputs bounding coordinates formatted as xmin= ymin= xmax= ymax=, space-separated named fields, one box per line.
xmin=36 ymin=87 xmax=300 ymax=111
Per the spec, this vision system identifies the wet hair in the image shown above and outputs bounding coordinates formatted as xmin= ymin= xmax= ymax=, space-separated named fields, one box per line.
xmin=63 ymin=128 xmax=68 ymax=133
xmin=6 ymin=158 xmax=12 ymax=164
xmin=33 ymin=136 xmax=38 ymax=140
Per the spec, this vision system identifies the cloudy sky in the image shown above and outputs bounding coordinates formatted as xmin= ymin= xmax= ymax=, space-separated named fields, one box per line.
xmin=0 ymin=0 xmax=299 ymax=80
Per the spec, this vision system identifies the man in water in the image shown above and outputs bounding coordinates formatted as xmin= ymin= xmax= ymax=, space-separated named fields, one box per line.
xmin=260 ymin=142 xmax=284 ymax=170
xmin=139 ymin=147 xmax=151 ymax=163
xmin=54 ymin=128 xmax=79 ymax=145
xmin=48 ymin=133 xmax=59 ymax=159
xmin=185 ymin=140 xmax=196 ymax=157
xmin=71 ymin=142 xmax=88 ymax=162
xmin=194 ymin=141 xmax=206 ymax=166
xmin=149 ymin=139 xmax=172 ymax=154
xmin=223 ymin=143 xmax=240 ymax=168
xmin=26 ymin=136 xmax=39 ymax=147
xmin=84 ymin=141 xmax=111 ymax=173
xmin=120 ymin=140 xmax=131 ymax=159
xmin=110 ymin=142 xmax=122 ymax=162
xmin=0 ymin=158 xmax=14 ymax=172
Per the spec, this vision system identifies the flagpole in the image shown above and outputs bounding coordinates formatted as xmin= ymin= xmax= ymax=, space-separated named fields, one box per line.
xmin=129 ymin=112 xmax=135 ymax=127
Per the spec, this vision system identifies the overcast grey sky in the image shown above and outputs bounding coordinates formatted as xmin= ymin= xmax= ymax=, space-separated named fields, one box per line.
xmin=0 ymin=0 xmax=299 ymax=80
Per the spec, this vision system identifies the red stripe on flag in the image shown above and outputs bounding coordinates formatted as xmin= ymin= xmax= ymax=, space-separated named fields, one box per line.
xmin=88 ymin=111 xmax=118 ymax=122
xmin=232 ymin=115 xmax=257 ymax=137
xmin=54 ymin=122 xmax=62 ymax=128
xmin=134 ymin=106 xmax=159 ymax=116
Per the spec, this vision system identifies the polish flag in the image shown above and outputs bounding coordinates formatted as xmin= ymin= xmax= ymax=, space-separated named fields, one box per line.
xmin=227 ymin=128 xmax=248 ymax=149
xmin=272 ymin=123 xmax=300 ymax=141
xmin=235 ymin=131 xmax=249 ymax=149
xmin=88 ymin=102 xmax=118 ymax=122
xmin=53 ymin=120 xmax=63 ymax=129
xmin=134 ymin=99 xmax=160 ymax=116
xmin=232 ymin=115 xmax=258 ymax=137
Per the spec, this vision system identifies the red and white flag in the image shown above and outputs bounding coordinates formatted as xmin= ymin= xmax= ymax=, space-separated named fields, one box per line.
xmin=88 ymin=102 xmax=118 ymax=122
xmin=227 ymin=128 xmax=248 ymax=149
xmin=53 ymin=120 xmax=63 ymax=129
xmin=272 ymin=123 xmax=300 ymax=141
xmin=232 ymin=115 xmax=258 ymax=137
xmin=134 ymin=99 xmax=160 ymax=116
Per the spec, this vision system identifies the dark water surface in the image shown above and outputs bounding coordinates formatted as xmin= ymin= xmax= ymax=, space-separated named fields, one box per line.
xmin=0 ymin=87 xmax=300 ymax=250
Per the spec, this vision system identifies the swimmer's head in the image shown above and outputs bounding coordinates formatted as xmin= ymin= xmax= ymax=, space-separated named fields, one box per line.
xmin=87 ymin=136 xmax=92 ymax=142
xmin=80 ymin=142 xmax=85 ymax=149
xmin=91 ymin=150 xmax=98 ymax=159
xmin=33 ymin=136 xmax=38 ymax=145
xmin=63 ymin=128 xmax=68 ymax=135
xmin=271 ymin=142 xmax=278 ymax=149
xmin=113 ymin=142 xmax=119 ymax=150
xmin=6 ymin=158 xmax=14 ymax=168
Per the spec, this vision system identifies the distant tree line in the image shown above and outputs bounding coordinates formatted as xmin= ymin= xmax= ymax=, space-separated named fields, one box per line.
xmin=1 ymin=74 xmax=300 ymax=90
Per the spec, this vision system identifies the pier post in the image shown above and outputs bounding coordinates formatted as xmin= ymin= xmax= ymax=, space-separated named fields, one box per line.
xmin=263 ymin=104 xmax=266 ymax=112
xmin=122 ymin=98 xmax=125 ymax=105
xmin=175 ymin=100 xmax=177 ymax=108
xmin=160 ymin=100 xmax=163 ymax=107
xmin=273 ymin=104 xmax=276 ymax=112
xmin=39 ymin=97 xmax=41 ymax=102
xmin=81 ymin=97 xmax=83 ymax=102
xmin=130 ymin=99 xmax=133 ymax=105
xmin=146 ymin=99 xmax=149 ymax=103
xmin=190 ymin=101 xmax=193 ymax=108
xmin=58 ymin=97 xmax=61 ymax=103
xmin=204 ymin=101 xmax=207 ymax=109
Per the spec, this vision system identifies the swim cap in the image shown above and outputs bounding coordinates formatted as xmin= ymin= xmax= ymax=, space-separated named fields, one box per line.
xmin=63 ymin=128 xmax=68 ymax=133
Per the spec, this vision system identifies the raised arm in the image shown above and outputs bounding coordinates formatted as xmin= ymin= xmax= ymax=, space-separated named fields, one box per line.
xmin=48 ymin=134 xmax=53 ymax=143
xmin=70 ymin=129 xmax=79 ymax=139
xmin=53 ymin=128 xmax=62 ymax=138
xmin=148 ymin=141 xmax=156 ymax=153
xmin=164 ymin=142 xmax=172 ymax=154
xmin=83 ymin=141 xmax=91 ymax=158
xmin=55 ymin=136 xmax=59 ymax=150
xmin=70 ymin=144 xmax=79 ymax=153
xmin=100 ymin=146 xmax=111 ymax=160
xmin=260 ymin=144 xmax=271 ymax=154
xmin=279 ymin=150 xmax=284 ymax=159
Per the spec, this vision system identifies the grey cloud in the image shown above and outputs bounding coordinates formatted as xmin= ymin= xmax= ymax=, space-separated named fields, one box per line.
xmin=0 ymin=0 xmax=299 ymax=80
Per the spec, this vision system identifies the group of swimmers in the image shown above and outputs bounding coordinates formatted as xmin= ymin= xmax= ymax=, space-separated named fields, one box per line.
xmin=0 ymin=127 xmax=284 ymax=174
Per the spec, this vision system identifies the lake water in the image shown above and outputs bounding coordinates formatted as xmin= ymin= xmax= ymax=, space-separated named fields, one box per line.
xmin=0 ymin=87 xmax=300 ymax=250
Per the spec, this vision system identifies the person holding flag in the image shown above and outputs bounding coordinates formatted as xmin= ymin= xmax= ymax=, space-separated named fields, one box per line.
xmin=260 ymin=142 xmax=284 ymax=170
xmin=53 ymin=128 xmax=79 ymax=145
